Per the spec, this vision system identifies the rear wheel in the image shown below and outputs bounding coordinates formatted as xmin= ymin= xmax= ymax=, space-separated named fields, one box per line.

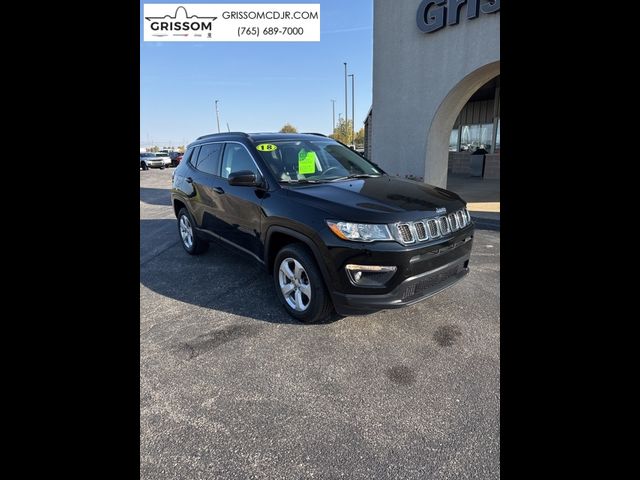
xmin=177 ymin=208 xmax=208 ymax=255
xmin=274 ymin=244 xmax=334 ymax=323
xmin=141 ymin=161 xmax=148 ymax=170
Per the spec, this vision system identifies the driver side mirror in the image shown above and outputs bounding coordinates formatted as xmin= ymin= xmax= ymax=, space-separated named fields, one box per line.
xmin=228 ymin=170 xmax=262 ymax=187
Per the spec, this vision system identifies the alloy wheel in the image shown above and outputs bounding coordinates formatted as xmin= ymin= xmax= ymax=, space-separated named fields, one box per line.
xmin=278 ymin=258 xmax=311 ymax=311
xmin=179 ymin=215 xmax=193 ymax=249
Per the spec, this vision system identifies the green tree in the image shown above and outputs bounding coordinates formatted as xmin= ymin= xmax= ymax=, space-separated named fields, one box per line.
xmin=279 ymin=123 xmax=298 ymax=133
xmin=330 ymin=117 xmax=354 ymax=145
xmin=354 ymin=127 xmax=365 ymax=147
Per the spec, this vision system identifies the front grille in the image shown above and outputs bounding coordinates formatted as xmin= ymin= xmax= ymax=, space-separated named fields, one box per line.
xmin=402 ymin=262 xmax=463 ymax=300
xmin=392 ymin=208 xmax=470 ymax=245
xmin=397 ymin=223 xmax=413 ymax=243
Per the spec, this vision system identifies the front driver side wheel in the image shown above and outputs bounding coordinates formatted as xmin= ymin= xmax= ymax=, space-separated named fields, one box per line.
xmin=274 ymin=243 xmax=334 ymax=323
xmin=177 ymin=208 xmax=208 ymax=255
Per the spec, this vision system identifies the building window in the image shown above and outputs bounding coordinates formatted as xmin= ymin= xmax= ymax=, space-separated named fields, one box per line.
xmin=449 ymin=128 xmax=459 ymax=152
xmin=460 ymin=123 xmax=494 ymax=152
xmin=494 ymin=119 xmax=500 ymax=152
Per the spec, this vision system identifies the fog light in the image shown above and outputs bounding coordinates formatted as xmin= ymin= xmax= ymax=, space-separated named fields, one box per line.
xmin=345 ymin=264 xmax=397 ymax=287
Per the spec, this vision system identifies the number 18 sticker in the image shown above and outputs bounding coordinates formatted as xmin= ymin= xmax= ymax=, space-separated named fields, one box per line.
xmin=256 ymin=144 xmax=278 ymax=152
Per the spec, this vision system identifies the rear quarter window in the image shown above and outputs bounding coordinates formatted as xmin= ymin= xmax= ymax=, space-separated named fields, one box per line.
xmin=194 ymin=143 xmax=223 ymax=175
xmin=182 ymin=147 xmax=195 ymax=166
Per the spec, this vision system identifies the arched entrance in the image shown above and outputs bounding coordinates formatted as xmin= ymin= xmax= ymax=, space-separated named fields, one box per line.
xmin=424 ymin=61 xmax=500 ymax=188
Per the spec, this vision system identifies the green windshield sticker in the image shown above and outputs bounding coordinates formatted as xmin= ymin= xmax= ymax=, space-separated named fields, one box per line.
xmin=298 ymin=150 xmax=317 ymax=174
xmin=256 ymin=143 xmax=278 ymax=152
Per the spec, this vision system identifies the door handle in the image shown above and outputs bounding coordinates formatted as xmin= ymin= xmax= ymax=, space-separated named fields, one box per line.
xmin=212 ymin=187 xmax=225 ymax=194
xmin=185 ymin=177 xmax=193 ymax=184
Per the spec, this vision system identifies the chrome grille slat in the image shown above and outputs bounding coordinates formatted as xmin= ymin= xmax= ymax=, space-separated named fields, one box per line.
xmin=448 ymin=213 xmax=458 ymax=231
xmin=427 ymin=219 xmax=439 ymax=238
xmin=414 ymin=221 xmax=427 ymax=240
xmin=397 ymin=223 xmax=414 ymax=243
xmin=438 ymin=217 xmax=450 ymax=235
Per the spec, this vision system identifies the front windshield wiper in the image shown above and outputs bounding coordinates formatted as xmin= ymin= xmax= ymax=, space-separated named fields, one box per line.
xmin=279 ymin=179 xmax=324 ymax=184
xmin=330 ymin=174 xmax=382 ymax=181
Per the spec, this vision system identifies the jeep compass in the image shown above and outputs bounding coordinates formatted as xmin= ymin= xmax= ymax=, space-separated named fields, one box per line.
xmin=171 ymin=132 xmax=474 ymax=323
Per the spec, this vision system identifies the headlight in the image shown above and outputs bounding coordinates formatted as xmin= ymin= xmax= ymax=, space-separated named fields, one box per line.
xmin=326 ymin=221 xmax=393 ymax=242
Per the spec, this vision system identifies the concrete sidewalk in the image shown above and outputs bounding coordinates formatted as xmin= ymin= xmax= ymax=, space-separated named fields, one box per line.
xmin=447 ymin=174 xmax=500 ymax=230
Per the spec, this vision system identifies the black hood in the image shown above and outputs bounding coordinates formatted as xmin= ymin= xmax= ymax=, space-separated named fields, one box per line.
xmin=283 ymin=176 xmax=466 ymax=223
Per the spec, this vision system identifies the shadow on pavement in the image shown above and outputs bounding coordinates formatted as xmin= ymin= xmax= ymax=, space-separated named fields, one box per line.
xmin=140 ymin=187 xmax=172 ymax=206
xmin=140 ymin=219 xmax=324 ymax=325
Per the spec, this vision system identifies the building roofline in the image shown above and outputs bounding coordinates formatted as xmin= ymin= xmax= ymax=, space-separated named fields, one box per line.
xmin=363 ymin=105 xmax=372 ymax=124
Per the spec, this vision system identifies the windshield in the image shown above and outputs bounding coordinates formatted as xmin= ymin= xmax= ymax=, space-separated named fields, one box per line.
xmin=155 ymin=153 xmax=169 ymax=157
xmin=141 ymin=153 xmax=155 ymax=157
xmin=254 ymin=140 xmax=382 ymax=183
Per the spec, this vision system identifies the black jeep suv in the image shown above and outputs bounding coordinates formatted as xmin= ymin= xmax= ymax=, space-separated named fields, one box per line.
xmin=171 ymin=132 xmax=474 ymax=323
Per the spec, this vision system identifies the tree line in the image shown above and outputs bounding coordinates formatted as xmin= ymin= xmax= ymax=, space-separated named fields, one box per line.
xmin=279 ymin=120 xmax=364 ymax=147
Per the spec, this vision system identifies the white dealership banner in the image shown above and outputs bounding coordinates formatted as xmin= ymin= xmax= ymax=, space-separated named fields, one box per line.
xmin=143 ymin=3 xmax=320 ymax=42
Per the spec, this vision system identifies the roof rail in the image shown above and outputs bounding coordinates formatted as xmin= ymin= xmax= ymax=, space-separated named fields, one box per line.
xmin=196 ymin=132 xmax=249 ymax=140
xmin=302 ymin=132 xmax=328 ymax=137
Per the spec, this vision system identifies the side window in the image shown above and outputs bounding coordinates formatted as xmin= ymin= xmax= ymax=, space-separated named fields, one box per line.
xmin=221 ymin=143 xmax=258 ymax=179
xmin=182 ymin=147 xmax=195 ymax=166
xmin=195 ymin=143 xmax=223 ymax=175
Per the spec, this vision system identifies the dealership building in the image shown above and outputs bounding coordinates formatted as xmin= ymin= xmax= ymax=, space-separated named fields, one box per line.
xmin=364 ymin=0 xmax=500 ymax=188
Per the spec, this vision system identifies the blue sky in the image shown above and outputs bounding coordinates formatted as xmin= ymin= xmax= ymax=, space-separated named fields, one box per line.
xmin=140 ymin=0 xmax=373 ymax=147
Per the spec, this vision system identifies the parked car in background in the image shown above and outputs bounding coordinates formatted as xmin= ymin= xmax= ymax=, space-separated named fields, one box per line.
xmin=140 ymin=152 xmax=171 ymax=170
xmin=169 ymin=151 xmax=183 ymax=167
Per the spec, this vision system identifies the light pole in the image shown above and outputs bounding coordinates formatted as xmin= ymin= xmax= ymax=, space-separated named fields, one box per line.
xmin=215 ymin=99 xmax=221 ymax=133
xmin=331 ymin=99 xmax=336 ymax=133
xmin=348 ymin=74 xmax=355 ymax=146
xmin=344 ymin=62 xmax=348 ymax=137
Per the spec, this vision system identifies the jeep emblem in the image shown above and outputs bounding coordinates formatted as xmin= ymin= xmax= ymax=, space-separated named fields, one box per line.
xmin=436 ymin=207 xmax=446 ymax=215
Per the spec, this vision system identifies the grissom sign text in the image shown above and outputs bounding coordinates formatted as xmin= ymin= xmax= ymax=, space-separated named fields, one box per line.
xmin=143 ymin=4 xmax=320 ymax=42
xmin=416 ymin=0 xmax=500 ymax=34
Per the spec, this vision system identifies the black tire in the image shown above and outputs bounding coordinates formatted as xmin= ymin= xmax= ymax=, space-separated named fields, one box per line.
xmin=177 ymin=208 xmax=208 ymax=255
xmin=141 ymin=161 xmax=148 ymax=170
xmin=160 ymin=165 xmax=165 ymax=170
xmin=273 ymin=243 xmax=334 ymax=324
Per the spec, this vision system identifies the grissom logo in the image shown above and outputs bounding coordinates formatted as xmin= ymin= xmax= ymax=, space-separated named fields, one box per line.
xmin=145 ymin=6 xmax=217 ymax=38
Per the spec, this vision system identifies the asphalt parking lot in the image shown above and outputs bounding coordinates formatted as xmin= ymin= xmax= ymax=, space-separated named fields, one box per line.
xmin=140 ymin=167 xmax=500 ymax=479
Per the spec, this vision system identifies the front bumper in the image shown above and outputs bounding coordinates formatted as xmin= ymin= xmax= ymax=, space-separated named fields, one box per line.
xmin=326 ymin=226 xmax=474 ymax=316
xmin=146 ymin=160 xmax=168 ymax=168
xmin=331 ymin=254 xmax=470 ymax=315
